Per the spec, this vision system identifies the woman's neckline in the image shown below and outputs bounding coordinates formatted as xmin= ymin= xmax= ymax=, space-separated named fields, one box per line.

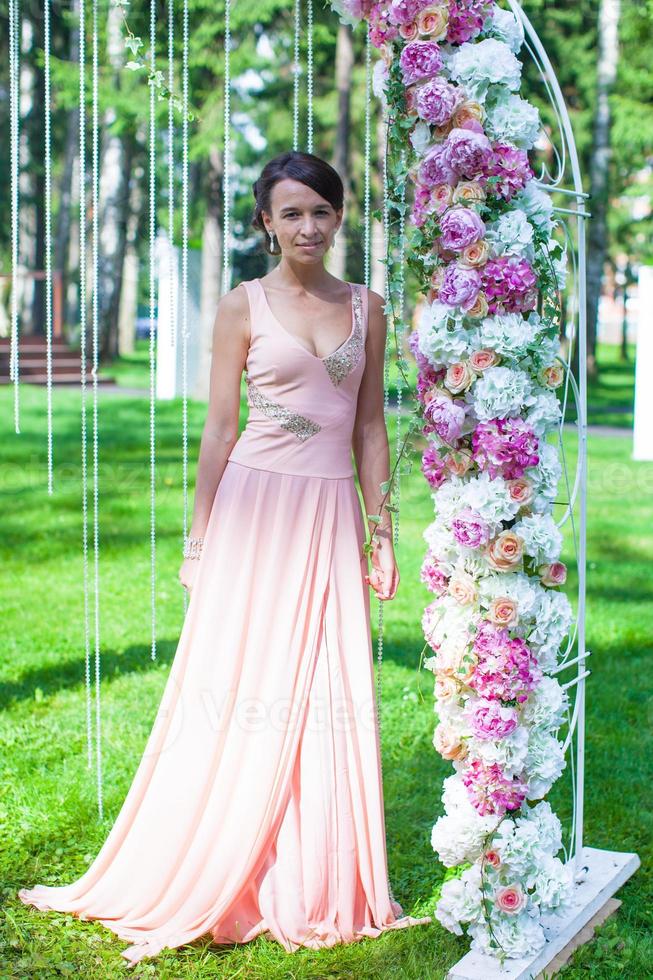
xmin=255 ymin=277 xmax=356 ymax=361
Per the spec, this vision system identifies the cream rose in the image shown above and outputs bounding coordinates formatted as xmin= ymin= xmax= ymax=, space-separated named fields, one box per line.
xmin=399 ymin=21 xmax=420 ymax=41
xmin=538 ymin=363 xmax=565 ymax=388
xmin=417 ymin=5 xmax=449 ymax=40
xmin=506 ymin=478 xmax=534 ymax=507
xmin=539 ymin=561 xmax=567 ymax=586
xmin=448 ymin=571 xmax=478 ymax=605
xmin=445 ymin=450 xmax=473 ymax=477
xmin=432 ymin=184 xmax=454 ymax=210
xmin=444 ymin=361 xmax=475 ymax=394
xmin=486 ymin=530 xmax=523 ymax=571
xmin=435 ymin=674 xmax=460 ymax=700
xmin=487 ymin=596 xmax=519 ymax=627
xmin=453 ymin=101 xmax=485 ymax=129
xmin=465 ymin=292 xmax=489 ymax=319
xmin=458 ymin=240 xmax=489 ymax=269
xmin=433 ymin=723 xmax=467 ymax=761
xmin=469 ymin=348 xmax=500 ymax=372
xmin=452 ymin=179 xmax=486 ymax=204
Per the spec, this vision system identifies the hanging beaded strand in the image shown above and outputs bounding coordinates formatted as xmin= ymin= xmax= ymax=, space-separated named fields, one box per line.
xmin=78 ymin=0 xmax=94 ymax=775
xmin=91 ymin=0 xmax=103 ymax=819
xmin=306 ymin=0 xmax=313 ymax=153
xmin=181 ymin=0 xmax=190 ymax=613
xmin=394 ymin=147 xmax=407 ymax=548
xmin=148 ymin=0 xmax=157 ymax=661
xmin=44 ymin=0 xmax=54 ymax=491
xmin=363 ymin=26 xmax=371 ymax=289
xmin=222 ymin=0 xmax=232 ymax=294
xmin=168 ymin=0 xmax=176 ymax=348
xmin=9 ymin=0 xmax=21 ymax=432
xmin=292 ymin=0 xmax=301 ymax=150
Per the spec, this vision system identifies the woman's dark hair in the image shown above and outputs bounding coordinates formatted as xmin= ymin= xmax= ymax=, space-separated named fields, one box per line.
xmin=251 ymin=151 xmax=344 ymax=256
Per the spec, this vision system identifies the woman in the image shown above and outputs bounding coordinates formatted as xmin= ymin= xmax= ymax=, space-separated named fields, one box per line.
xmin=18 ymin=151 xmax=432 ymax=966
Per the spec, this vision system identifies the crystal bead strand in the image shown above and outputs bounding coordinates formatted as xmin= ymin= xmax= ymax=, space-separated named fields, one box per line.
xmin=292 ymin=0 xmax=300 ymax=151
xmin=78 ymin=0 xmax=94 ymax=773
xmin=168 ymin=0 xmax=176 ymax=348
xmin=377 ymin=100 xmax=396 ymax=907
xmin=222 ymin=0 xmax=232 ymax=294
xmin=306 ymin=0 xmax=313 ymax=153
xmin=148 ymin=0 xmax=158 ymax=662
xmin=394 ymin=147 xmax=407 ymax=548
xmin=9 ymin=0 xmax=21 ymax=432
xmin=91 ymin=0 xmax=104 ymax=819
xmin=181 ymin=0 xmax=190 ymax=615
xmin=363 ymin=26 xmax=371 ymax=288
xmin=44 ymin=0 xmax=54 ymax=492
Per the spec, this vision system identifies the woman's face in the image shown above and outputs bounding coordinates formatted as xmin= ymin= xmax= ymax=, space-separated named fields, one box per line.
xmin=263 ymin=178 xmax=343 ymax=261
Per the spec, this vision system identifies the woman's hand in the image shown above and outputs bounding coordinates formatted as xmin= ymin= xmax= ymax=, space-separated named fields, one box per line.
xmin=178 ymin=557 xmax=201 ymax=593
xmin=364 ymin=534 xmax=399 ymax=601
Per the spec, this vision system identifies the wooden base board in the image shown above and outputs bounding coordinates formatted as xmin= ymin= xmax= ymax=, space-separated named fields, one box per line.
xmin=535 ymin=898 xmax=621 ymax=978
xmin=446 ymin=847 xmax=640 ymax=980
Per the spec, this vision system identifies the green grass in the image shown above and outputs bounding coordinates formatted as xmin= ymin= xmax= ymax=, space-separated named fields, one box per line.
xmin=1 ymin=376 xmax=651 ymax=978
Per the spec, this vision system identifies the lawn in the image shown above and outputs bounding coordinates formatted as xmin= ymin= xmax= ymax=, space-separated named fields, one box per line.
xmin=1 ymin=354 xmax=651 ymax=978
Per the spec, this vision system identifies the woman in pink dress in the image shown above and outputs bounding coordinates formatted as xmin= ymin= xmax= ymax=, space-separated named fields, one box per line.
xmin=18 ymin=150 xmax=432 ymax=966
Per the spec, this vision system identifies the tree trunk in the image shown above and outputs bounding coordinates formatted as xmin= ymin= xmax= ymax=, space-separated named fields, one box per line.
xmin=327 ymin=22 xmax=353 ymax=280
xmin=370 ymin=110 xmax=387 ymax=298
xmin=195 ymin=147 xmax=224 ymax=401
xmin=586 ymin=0 xmax=621 ymax=378
xmin=97 ymin=1 xmax=132 ymax=360
xmin=18 ymin=17 xmax=41 ymax=335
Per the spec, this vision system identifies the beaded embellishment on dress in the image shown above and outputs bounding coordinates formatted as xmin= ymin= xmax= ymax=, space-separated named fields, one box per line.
xmin=323 ymin=284 xmax=364 ymax=388
xmin=245 ymin=375 xmax=322 ymax=441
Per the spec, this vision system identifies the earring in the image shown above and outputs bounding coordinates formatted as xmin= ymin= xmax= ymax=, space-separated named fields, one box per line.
xmin=268 ymin=230 xmax=276 ymax=251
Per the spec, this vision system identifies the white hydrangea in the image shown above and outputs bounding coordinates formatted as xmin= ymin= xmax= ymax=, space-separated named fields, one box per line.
xmin=436 ymin=865 xmax=485 ymax=933
xmin=472 ymin=311 xmax=538 ymax=358
xmin=528 ymin=591 xmax=574 ymax=672
xmin=372 ymin=58 xmax=389 ymax=113
xmin=417 ymin=301 xmax=471 ymax=367
xmin=530 ymin=441 xmax=562 ymax=508
xmin=478 ymin=570 xmax=542 ymax=621
xmin=512 ymin=513 xmax=563 ymax=564
xmin=512 ymin=181 xmax=555 ymax=235
xmin=483 ymin=210 xmax=535 ymax=262
xmin=485 ymin=91 xmax=542 ymax=150
xmin=409 ymin=119 xmax=432 ymax=157
xmin=460 ymin=470 xmax=522 ymax=525
xmin=483 ymin=5 xmax=525 ymax=54
xmin=444 ymin=39 xmax=523 ymax=101
xmin=423 ymin=519 xmax=458 ymax=565
xmin=525 ymin=729 xmax=566 ymax=799
xmin=467 ymin=724 xmax=530 ymax=776
xmin=527 ymin=800 xmax=564 ymax=854
xmin=522 ymin=676 xmax=569 ymax=731
xmin=469 ymin=910 xmax=546 ymax=958
xmin=530 ymin=855 xmax=574 ymax=911
xmin=470 ymin=366 xmax=534 ymax=421
xmin=524 ymin=388 xmax=563 ymax=436
xmin=432 ymin=811 xmax=497 ymax=867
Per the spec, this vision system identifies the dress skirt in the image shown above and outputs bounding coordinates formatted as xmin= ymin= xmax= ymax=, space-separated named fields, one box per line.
xmin=18 ymin=459 xmax=432 ymax=965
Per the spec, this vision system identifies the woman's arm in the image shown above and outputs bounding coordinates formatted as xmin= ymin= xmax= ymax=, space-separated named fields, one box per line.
xmin=352 ymin=288 xmax=398 ymax=599
xmin=187 ymin=283 xmax=251 ymax=539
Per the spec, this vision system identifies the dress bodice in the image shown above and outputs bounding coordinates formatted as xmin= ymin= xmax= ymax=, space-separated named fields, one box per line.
xmin=227 ymin=278 xmax=369 ymax=478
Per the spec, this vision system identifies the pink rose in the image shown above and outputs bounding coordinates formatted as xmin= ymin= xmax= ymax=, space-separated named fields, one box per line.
xmin=469 ymin=348 xmax=500 ymax=372
xmin=416 ymin=4 xmax=449 ymax=38
xmin=487 ymin=596 xmax=518 ymax=628
xmin=539 ymin=561 xmax=567 ymax=586
xmin=486 ymin=531 xmax=523 ymax=571
xmin=495 ymin=884 xmax=527 ymax=915
xmin=448 ymin=571 xmax=478 ymax=605
xmin=444 ymin=361 xmax=475 ymax=394
xmin=506 ymin=478 xmax=534 ymax=507
xmin=484 ymin=850 xmax=501 ymax=869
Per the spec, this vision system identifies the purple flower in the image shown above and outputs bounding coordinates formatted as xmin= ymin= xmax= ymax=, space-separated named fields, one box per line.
xmin=399 ymin=39 xmax=443 ymax=84
xmin=446 ymin=0 xmax=494 ymax=44
xmin=482 ymin=256 xmax=538 ymax=314
xmin=419 ymin=144 xmax=458 ymax=187
xmin=421 ymin=445 xmax=448 ymax=489
xmin=472 ymin=417 xmax=540 ymax=479
xmin=388 ymin=0 xmax=428 ymax=27
xmin=415 ymin=76 xmax=462 ymax=127
xmin=423 ymin=394 xmax=466 ymax=442
xmin=482 ymin=144 xmax=534 ymax=201
xmin=439 ymin=264 xmax=481 ymax=309
xmin=444 ymin=128 xmax=493 ymax=180
xmin=420 ymin=549 xmax=450 ymax=595
xmin=462 ymin=759 xmax=528 ymax=816
xmin=439 ymin=206 xmax=486 ymax=251
xmin=467 ymin=698 xmax=519 ymax=740
xmin=451 ymin=507 xmax=491 ymax=548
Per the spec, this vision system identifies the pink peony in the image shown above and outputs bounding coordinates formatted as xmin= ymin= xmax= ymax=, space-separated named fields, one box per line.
xmin=439 ymin=264 xmax=482 ymax=309
xmin=451 ymin=507 xmax=491 ymax=548
xmin=399 ymin=39 xmax=443 ymax=84
xmin=423 ymin=393 xmax=467 ymax=442
xmin=419 ymin=143 xmax=458 ymax=187
xmin=439 ymin=206 xmax=486 ymax=252
xmin=446 ymin=0 xmax=494 ymax=44
xmin=415 ymin=76 xmax=463 ymax=127
xmin=472 ymin=417 xmax=540 ymax=479
xmin=467 ymin=697 xmax=519 ymax=740
xmin=468 ymin=620 xmax=541 ymax=703
xmin=421 ymin=445 xmax=449 ymax=488
xmin=482 ymin=257 xmax=538 ymax=314
xmin=462 ymin=759 xmax=528 ymax=816
xmin=444 ymin=128 xmax=494 ymax=180
xmin=420 ymin=549 xmax=450 ymax=594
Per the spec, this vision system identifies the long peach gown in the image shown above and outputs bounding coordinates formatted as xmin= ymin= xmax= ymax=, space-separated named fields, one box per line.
xmin=18 ymin=278 xmax=432 ymax=966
